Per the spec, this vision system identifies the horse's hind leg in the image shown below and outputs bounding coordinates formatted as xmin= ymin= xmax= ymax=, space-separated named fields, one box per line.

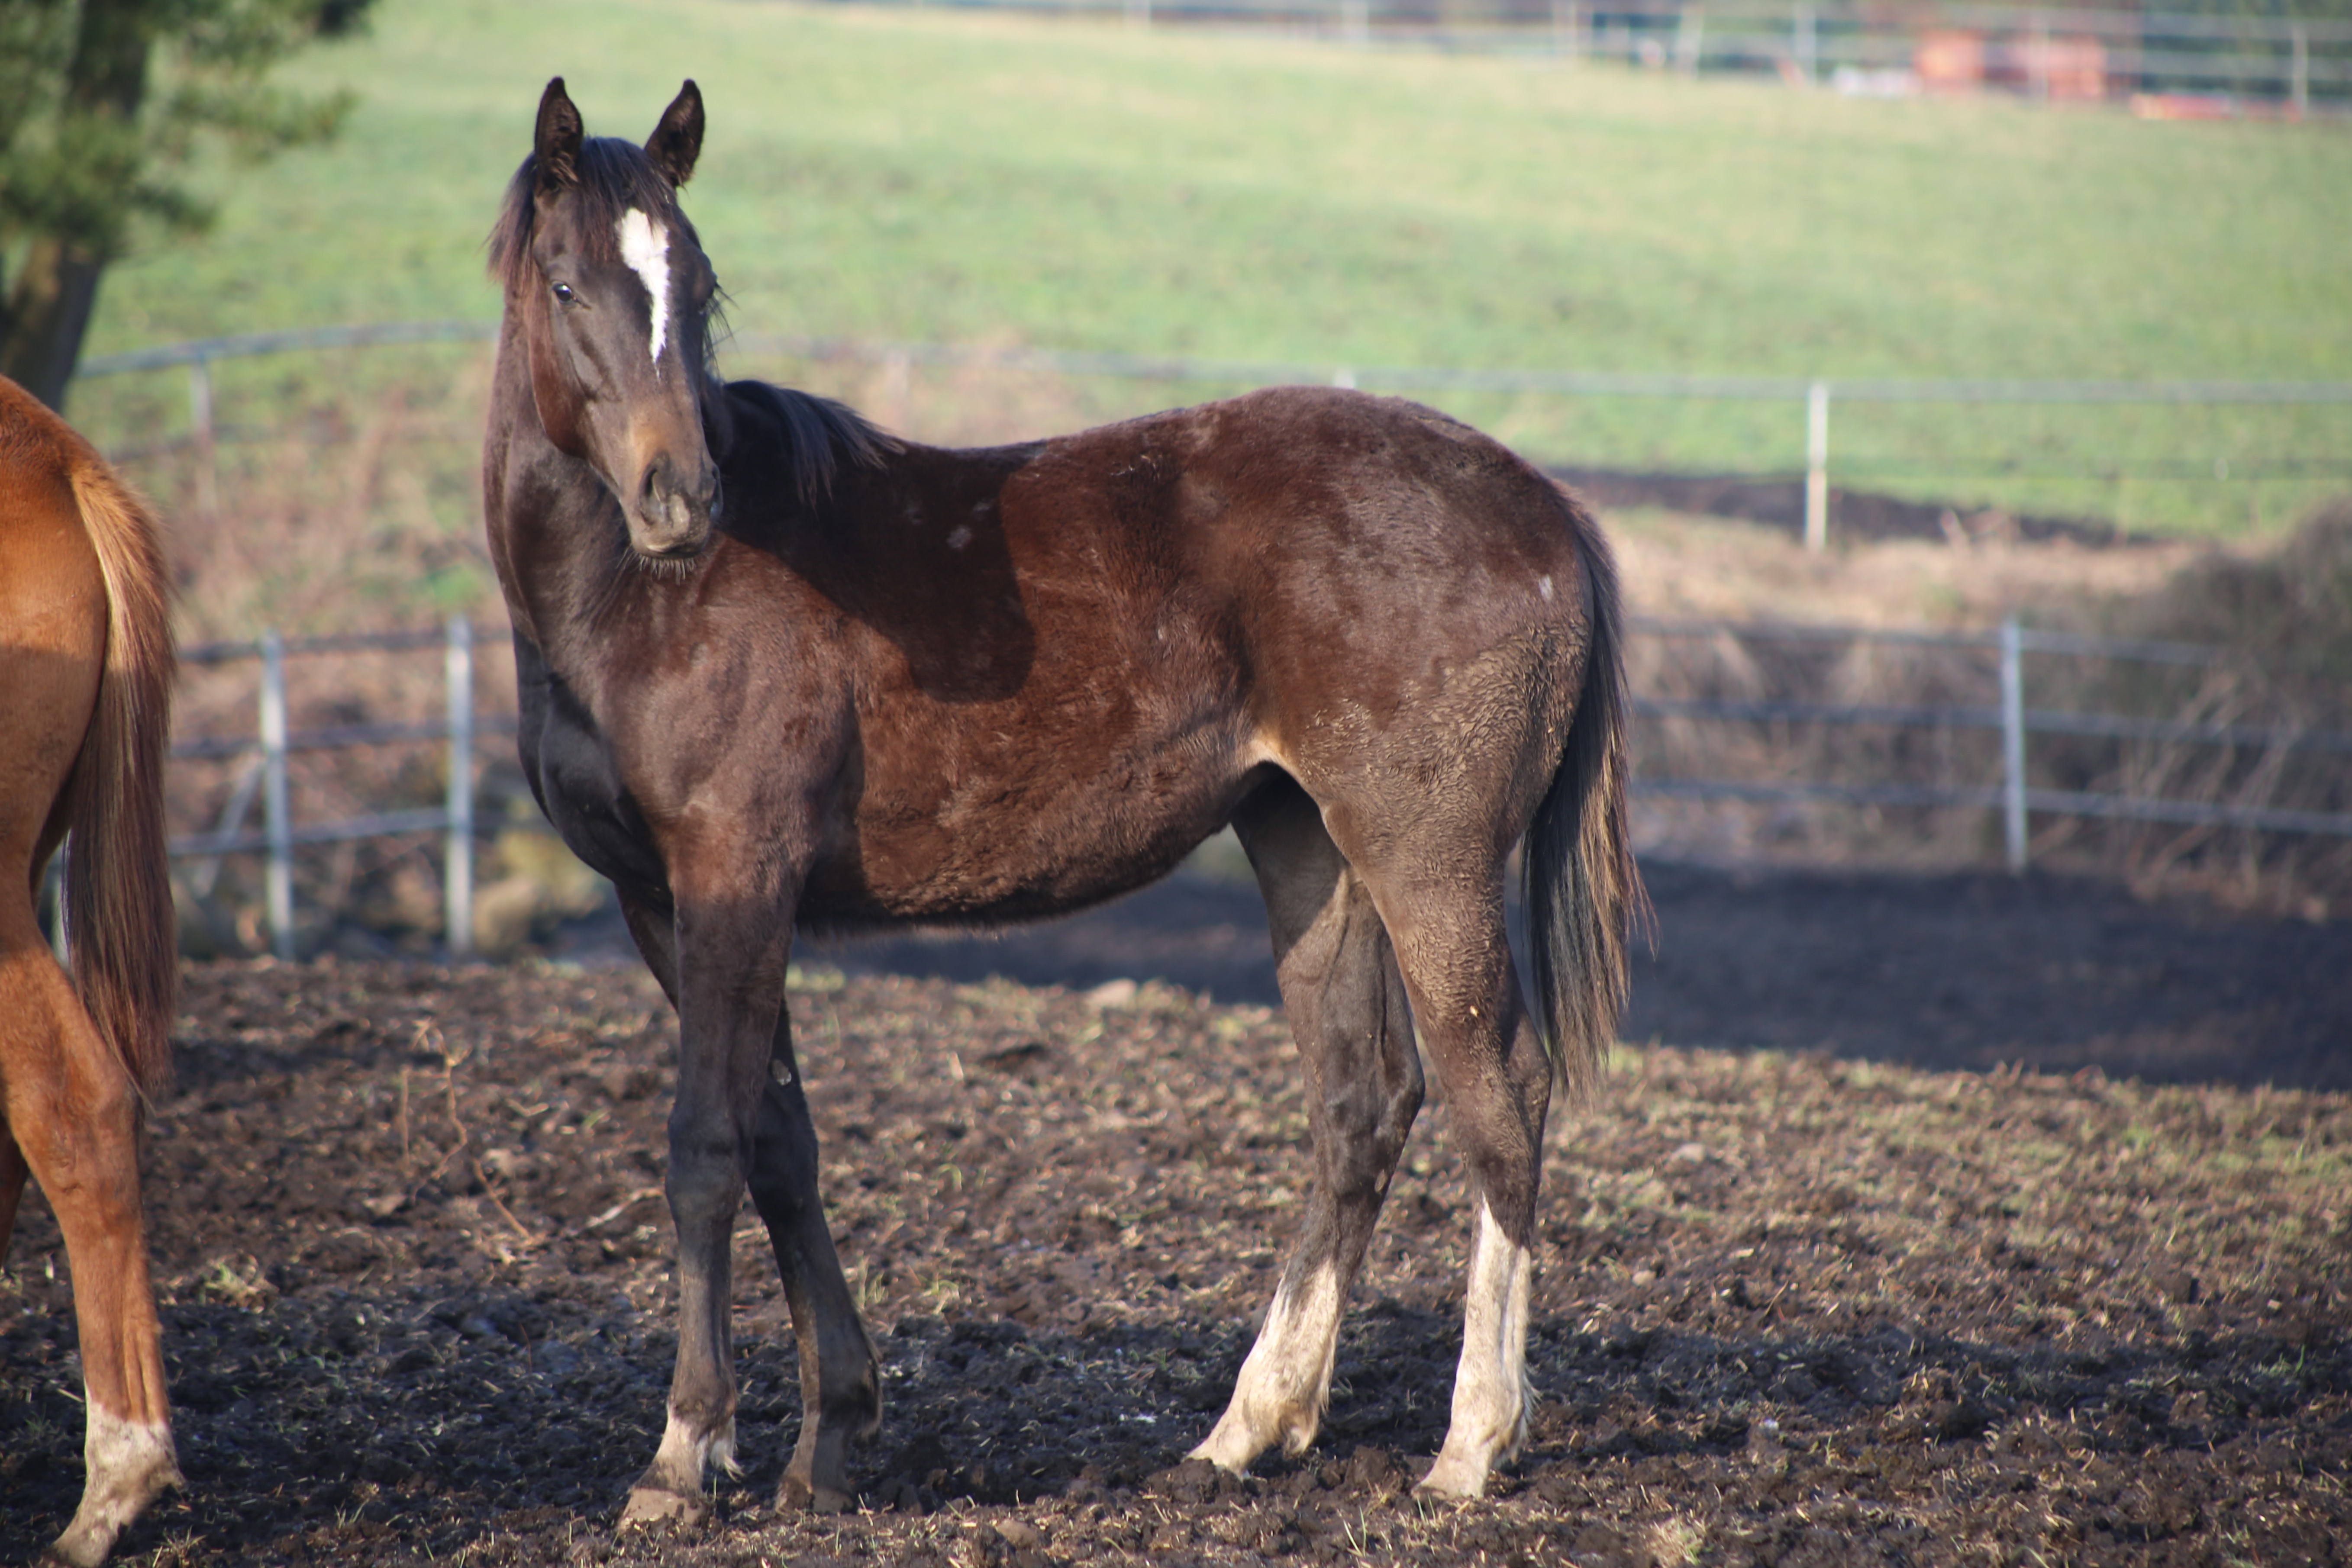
xmin=743 ymin=1001 xmax=879 ymax=1511
xmin=1353 ymin=861 xmax=1552 ymax=1498
xmin=0 ymin=922 xmax=180 ymax=1565
xmin=1191 ymin=777 xmax=1423 ymax=1472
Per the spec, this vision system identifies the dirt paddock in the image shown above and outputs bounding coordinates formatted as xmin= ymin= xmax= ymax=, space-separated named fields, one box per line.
xmin=3 ymin=928 xmax=2346 ymax=1567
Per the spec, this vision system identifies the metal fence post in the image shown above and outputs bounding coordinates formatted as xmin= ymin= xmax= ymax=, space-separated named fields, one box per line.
xmin=2001 ymin=615 xmax=2029 ymax=873
xmin=445 ymin=616 xmax=476 ymax=958
xmin=2291 ymin=23 xmax=2309 ymax=119
xmin=260 ymin=629 xmax=295 ymax=958
xmin=1676 ymin=3 xmax=1706 ymax=75
xmin=1554 ymin=0 xmax=1580 ymax=60
xmin=1804 ymin=380 xmax=1830 ymax=552
xmin=1794 ymin=1 xmax=1816 ymax=85
xmin=187 ymin=357 xmax=218 ymax=519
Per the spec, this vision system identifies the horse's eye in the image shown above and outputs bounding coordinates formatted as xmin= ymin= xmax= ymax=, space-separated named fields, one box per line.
xmin=552 ymin=282 xmax=576 ymax=304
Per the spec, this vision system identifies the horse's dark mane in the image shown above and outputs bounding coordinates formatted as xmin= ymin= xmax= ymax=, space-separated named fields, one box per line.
xmin=488 ymin=137 xmax=698 ymax=299
xmin=728 ymin=380 xmax=898 ymax=508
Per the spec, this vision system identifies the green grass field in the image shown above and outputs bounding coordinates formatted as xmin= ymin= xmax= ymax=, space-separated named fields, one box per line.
xmin=63 ymin=0 xmax=2352 ymax=552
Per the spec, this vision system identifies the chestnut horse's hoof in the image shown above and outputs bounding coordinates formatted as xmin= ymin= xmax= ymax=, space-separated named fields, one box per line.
xmin=619 ymin=1485 xmax=711 ymax=1528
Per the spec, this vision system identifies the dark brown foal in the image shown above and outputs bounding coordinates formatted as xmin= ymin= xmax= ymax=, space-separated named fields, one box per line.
xmin=483 ymin=80 xmax=1642 ymax=1523
xmin=0 ymin=373 xmax=179 ymax=1565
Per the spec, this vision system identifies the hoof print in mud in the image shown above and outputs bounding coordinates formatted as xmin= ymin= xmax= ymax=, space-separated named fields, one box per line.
xmin=1148 ymin=1457 xmax=1249 ymax=1504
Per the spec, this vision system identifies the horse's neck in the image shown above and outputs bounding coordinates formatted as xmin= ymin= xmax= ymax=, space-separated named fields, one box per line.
xmin=486 ymin=320 xmax=636 ymax=673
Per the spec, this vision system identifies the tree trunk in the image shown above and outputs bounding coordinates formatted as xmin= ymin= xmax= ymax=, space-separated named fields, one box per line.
xmin=0 ymin=0 xmax=152 ymax=410
xmin=2 ymin=239 xmax=110 ymax=411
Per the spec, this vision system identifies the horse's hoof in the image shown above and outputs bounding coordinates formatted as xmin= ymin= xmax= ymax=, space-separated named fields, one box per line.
xmin=1414 ymin=1455 xmax=1489 ymax=1500
xmin=776 ymin=1474 xmax=855 ymax=1514
xmin=619 ymin=1486 xmax=710 ymax=1528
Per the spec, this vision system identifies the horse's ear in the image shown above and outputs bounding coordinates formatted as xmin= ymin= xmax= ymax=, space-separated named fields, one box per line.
xmin=535 ymin=77 xmax=584 ymax=193
xmin=645 ymin=80 xmax=703 ymax=188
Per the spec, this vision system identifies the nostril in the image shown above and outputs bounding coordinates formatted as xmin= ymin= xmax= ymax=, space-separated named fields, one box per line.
xmin=640 ymin=454 xmax=672 ymax=506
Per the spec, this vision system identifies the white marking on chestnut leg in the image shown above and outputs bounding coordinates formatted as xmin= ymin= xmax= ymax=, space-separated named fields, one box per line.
xmin=1421 ymin=1201 xmax=1534 ymax=1498
xmin=1190 ymin=1261 xmax=1344 ymax=1472
xmin=617 ymin=208 xmax=671 ymax=367
xmin=51 ymin=1405 xmax=179 ymax=1568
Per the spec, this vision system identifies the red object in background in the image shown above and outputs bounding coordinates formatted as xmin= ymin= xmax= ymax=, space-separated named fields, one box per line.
xmin=1915 ymin=28 xmax=1985 ymax=91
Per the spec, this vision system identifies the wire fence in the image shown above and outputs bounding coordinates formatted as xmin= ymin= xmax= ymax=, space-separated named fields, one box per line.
xmin=84 ymin=610 xmax=2349 ymax=963
xmin=163 ymin=619 xmax=506 ymax=961
xmin=1631 ymin=615 xmax=2352 ymax=867
xmin=74 ymin=322 xmax=2352 ymax=552
xmin=809 ymin=0 xmax=2352 ymax=110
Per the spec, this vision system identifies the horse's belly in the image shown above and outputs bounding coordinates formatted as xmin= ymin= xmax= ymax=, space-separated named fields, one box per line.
xmin=807 ymin=728 xmax=1252 ymax=928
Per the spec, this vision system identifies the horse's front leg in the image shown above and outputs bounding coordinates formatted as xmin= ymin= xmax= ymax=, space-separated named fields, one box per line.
xmin=620 ymin=883 xmax=794 ymax=1526
xmin=747 ymin=1004 xmax=879 ymax=1511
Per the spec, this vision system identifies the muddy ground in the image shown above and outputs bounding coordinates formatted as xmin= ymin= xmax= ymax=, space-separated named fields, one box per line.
xmin=3 ymin=938 xmax=2347 ymax=1566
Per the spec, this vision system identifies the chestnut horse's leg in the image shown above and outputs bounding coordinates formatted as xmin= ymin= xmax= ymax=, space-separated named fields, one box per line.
xmin=1191 ymin=778 xmax=1423 ymax=1472
xmin=745 ymin=1004 xmax=879 ymax=1510
xmin=0 ymin=930 xmax=181 ymax=1565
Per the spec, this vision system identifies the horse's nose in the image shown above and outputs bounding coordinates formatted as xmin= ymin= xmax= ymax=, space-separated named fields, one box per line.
xmin=634 ymin=453 xmax=715 ymax=556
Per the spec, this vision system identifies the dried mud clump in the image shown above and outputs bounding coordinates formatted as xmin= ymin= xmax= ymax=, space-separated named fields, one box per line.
xmin=3 ymin=959 xmax=2346 ymax=1565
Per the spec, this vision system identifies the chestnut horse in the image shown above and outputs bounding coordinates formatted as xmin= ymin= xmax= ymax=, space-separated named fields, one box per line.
xmin=0 ymin=374 xmax=179 ymax=1565
xmin=485 ymin=80 xmax=1643 ymax=1522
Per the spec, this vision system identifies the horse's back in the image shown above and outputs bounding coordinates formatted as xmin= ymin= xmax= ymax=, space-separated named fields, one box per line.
xmin=774 ymin=385 xmax=1599 ymax=922
xmin=1007 ymin=385 xmax=1575 ymax=563
xmin=1000 ymin=385 xmax=1599 ymax=808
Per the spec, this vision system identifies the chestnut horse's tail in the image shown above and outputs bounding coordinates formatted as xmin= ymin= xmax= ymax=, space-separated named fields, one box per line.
xmin=62 ymin=454 xmax=177 ymax=1094
xmin=1523 ymin=491 xmax=1649 ymax=1102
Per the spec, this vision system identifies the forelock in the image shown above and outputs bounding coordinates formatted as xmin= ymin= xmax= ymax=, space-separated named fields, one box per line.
xmin=489 ymin=136 xmax=698 ymax=295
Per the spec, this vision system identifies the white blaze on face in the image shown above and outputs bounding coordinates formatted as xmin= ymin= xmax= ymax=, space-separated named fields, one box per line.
xmin=616 ymin=208 xmax=671 ymax=367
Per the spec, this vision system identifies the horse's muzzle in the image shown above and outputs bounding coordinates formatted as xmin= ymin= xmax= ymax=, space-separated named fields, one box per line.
xmin=629 ymin=457 xmax=721 ymax=559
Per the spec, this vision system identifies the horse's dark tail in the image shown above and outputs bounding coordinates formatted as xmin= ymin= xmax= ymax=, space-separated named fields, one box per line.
xmin=1524 ymin=492 xmax=1650 ymax=1103
xmin=63 ymin=456 xmax=177 ymax=1095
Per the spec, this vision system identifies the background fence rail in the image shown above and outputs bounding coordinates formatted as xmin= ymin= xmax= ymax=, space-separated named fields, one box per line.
xmin=162 ymin=618 xmax=513 ymax=960
xmin=804 ymin=0 xmax=2352 ymax=109
xmin=74 ymin=322 xmax=2352 ymax=553
xmin=125 ymin=610 xmax=2352 ymax=962
xmin=1629 ymin=612 xmax=2352 ymax=873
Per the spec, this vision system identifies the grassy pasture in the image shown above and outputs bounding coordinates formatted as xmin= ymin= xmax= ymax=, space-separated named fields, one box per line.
xmin=58 ymin=0 xmax=2352 ymax=557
